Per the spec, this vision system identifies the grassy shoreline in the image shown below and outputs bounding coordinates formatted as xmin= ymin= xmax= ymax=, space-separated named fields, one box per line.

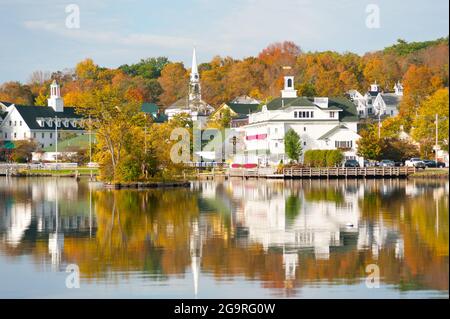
xmin=409 ymin=168 xmax=449 ymax=178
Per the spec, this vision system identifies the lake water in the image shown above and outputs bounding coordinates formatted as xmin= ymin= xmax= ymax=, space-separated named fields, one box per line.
xmin=0 ymin=177 xmax=448 ymax=299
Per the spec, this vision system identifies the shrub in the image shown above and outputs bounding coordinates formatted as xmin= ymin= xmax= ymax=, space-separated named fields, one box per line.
xmin=303 ymin=149 xmax=344 ymax=167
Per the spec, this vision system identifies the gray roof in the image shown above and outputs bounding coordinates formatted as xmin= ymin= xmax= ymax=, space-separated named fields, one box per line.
xmin=380 ymin=93 xmax=402 ymax=106
xmin=318 ymin=124 xmax=350 ymax=140
xmin=14 ymin=105 xmax=84 ymax=130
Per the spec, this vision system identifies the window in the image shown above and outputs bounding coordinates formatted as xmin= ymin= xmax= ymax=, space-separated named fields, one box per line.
xmin=303 ymin=141 xmax=306 ymax=146
xmin=304 ymin=127 xmax=306 ymax=132
xmin=368 ymin=108 xmax=373 ymax=114
xmin=330 ymin=111 xmax=335 ymax=118
xmin=33 ymin=132 xmax=36 ymax=138
xmin=335 ymin=141 xmax=353 ymax=149
xmin=50 ymin=133 xmax=53 ymax=139
xmin=306 ymin=112 xmax=309 ymax=118
xmin=14 ymin=121 xmax=17 ymax=126
xmin=9 ymin=121 xmax=11 ymax=126
xmin=294 ymin=111 xmax=297 ymax=118
xmin=287 ymin=78 xmax=292 ymax=88
xmin=275 ymin=142 xmax=278 ymax=148
xmin=42 ymin=133 xmax=45 ymax=138
xmin=4 ymin=133 xmax=7 ymax=139
xmin=391 ymin=110 xmax=394 ymax=115
xmin=23 ymin=132 xmax=26 ymax=138
xmin=20 ymin=121 xmax=22 ymax=126
xmin=310 ymin=111 xmax=314 ymax=118
xmin=14 ymin=132 xmax=17 ymax=138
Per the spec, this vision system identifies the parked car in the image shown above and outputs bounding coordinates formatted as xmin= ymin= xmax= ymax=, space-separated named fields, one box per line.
xmin=394 ymin=161 xmax=404 ymax=167
xmin=344 ymin=160 xmax=360 ymax=168
xmin=364 ymin=160 xmax=378 ymax=167
xmin=379 ymin=159 xmax=395 ymax=167
xmin=423 ymin=160 xmax=446 ymax=168
xmin=405 ymin=158 xmax=426 ymax=169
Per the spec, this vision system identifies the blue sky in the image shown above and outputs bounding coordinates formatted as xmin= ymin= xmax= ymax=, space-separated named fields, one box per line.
xmin=0 ymin=0 xmax=448 ymax=83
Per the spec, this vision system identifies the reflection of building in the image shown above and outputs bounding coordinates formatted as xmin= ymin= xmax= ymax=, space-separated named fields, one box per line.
xmin=2 ymin=202 xmax=32 ymax=247
xmin=190 ymin=220 xmax=203 ymax=297
xmin=48 ymin=232 xmax=64 ymax=268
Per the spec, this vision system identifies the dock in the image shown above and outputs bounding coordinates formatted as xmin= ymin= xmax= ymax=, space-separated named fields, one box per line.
xmin=198 ymin=166 xmax=417 ymax=180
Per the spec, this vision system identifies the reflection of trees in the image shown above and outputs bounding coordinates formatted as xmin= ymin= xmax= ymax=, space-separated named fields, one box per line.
xmin=0 ymin=178 xmax=447 ymax=295
xmin=358 ymin=180 xmax=448 ymax=291
xmin=63 ymin=189 xmax=200 ymax=280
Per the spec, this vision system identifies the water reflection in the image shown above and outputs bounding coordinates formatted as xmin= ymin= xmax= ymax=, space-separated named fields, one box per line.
xmin=0 ymin=177 xmax=448 ymax=298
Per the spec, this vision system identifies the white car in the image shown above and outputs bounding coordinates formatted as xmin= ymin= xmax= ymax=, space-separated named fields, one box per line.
xmin=405 ymin=158 xmax=426 ymax=169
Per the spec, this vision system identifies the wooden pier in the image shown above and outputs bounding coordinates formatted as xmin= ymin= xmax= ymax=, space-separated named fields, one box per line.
xmin=222 ymin=166 xmax=417 ymax=179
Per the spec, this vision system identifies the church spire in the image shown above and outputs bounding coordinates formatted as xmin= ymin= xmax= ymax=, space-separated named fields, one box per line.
xmin=190 ymin=47 xmax=199 ymax=83
xmin=189 ymin=47 xmax=201 ymax=102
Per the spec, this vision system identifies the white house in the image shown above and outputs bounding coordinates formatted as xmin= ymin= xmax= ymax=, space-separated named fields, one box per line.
xmin=235 ymin=75 xmax=361 ymax=165
xmin=0 ymin=81 xmax=85 ymax=150
xmin=349 ymin=82 xmax=403 ymax=118
xmin=165 ymin=48 xmax=214 ymax=127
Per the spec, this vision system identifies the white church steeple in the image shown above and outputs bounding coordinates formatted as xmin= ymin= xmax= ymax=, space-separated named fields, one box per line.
xmin=48 ymin=80 xmax=64 ymax=112
xmin=189 ymin=48 xmax=201 ymax=102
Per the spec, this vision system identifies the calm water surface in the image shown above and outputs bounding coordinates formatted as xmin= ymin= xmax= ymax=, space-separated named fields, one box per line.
xmin=0 ymin=177 xmax=448 ymax=298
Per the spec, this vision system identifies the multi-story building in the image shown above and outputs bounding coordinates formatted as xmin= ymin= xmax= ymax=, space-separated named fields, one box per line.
xmin=348 ymin=81 xmax=403 ymax=118
xmin=0 ymin=81 xmax=85 ymax=149
xmin=235 ymin=75 xmax=361 ymax=165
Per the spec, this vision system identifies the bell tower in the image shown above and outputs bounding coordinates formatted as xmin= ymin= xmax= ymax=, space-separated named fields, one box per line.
xmin=281 ymin=75 xmax=297 ymax=98
xmin=48 ymin=80 xmax=64 ymax=112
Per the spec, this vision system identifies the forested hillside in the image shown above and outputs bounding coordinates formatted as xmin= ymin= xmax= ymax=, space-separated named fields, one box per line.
xmin=0 ymin=37 xmax=448 ymax=112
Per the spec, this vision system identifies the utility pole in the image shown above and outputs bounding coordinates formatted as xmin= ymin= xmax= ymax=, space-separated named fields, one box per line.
xmin=378 ymin=113 xmax=381 ymax=139
xmin=55 ymin=116 xmax=58 ymax=165
xmin=435 ymin=113 xmax=438 ymax=165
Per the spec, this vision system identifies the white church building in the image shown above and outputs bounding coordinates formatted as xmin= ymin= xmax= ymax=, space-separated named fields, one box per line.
xmin=0 ymin=80 xmax=85 ymax=150
xmin=165 ymin=48 xmax=214 ymax=127
xmin=234 ymin=75 xmax=362 ymax=165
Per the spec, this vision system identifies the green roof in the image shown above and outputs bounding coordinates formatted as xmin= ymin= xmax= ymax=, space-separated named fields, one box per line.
xmin=265 ymin=96 xmax=358 ymax=122
xmin=141 ymin=102 xmax=168 ymax=123
xmin=326 ymin=97 xmax=359 ymax=122
xmin=141 ymin=102 xmax=159 ymax=114
xmin=42 ymin=134 xmax=96 ymax=152
xmin=226 ymin=103 xmax=259 ymax=115
xmin=1 ymin=141 xmax=15 ymax=149
xmin=14 ymin=105 xmax=83 ymax=130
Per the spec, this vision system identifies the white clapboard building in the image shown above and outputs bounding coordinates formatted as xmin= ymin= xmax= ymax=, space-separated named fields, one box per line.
xmin=234 ymin=75 xmax=361 ymax=165
xmin=348 ymin=81 xmax=403 ymax=119
xmin=0 ymin=81 xmax=85 ymax=149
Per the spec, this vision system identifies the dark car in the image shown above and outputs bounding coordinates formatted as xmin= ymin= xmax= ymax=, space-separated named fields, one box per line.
xmin=423 ymin=160 xmax=446 ymax=168
xmin=379 ymin=159 xmax=395 ymax=167
xmin=344 ymin=160 xmax=360 ymax=168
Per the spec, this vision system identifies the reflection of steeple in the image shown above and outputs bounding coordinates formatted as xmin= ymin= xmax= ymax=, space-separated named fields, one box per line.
xmin=283 ymin=248 xmax=298 ymax=287
xmin=190 ymin=220 xmax=202 ymax=297
xmin=48 ymin=179 xmax=64 ymax=270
